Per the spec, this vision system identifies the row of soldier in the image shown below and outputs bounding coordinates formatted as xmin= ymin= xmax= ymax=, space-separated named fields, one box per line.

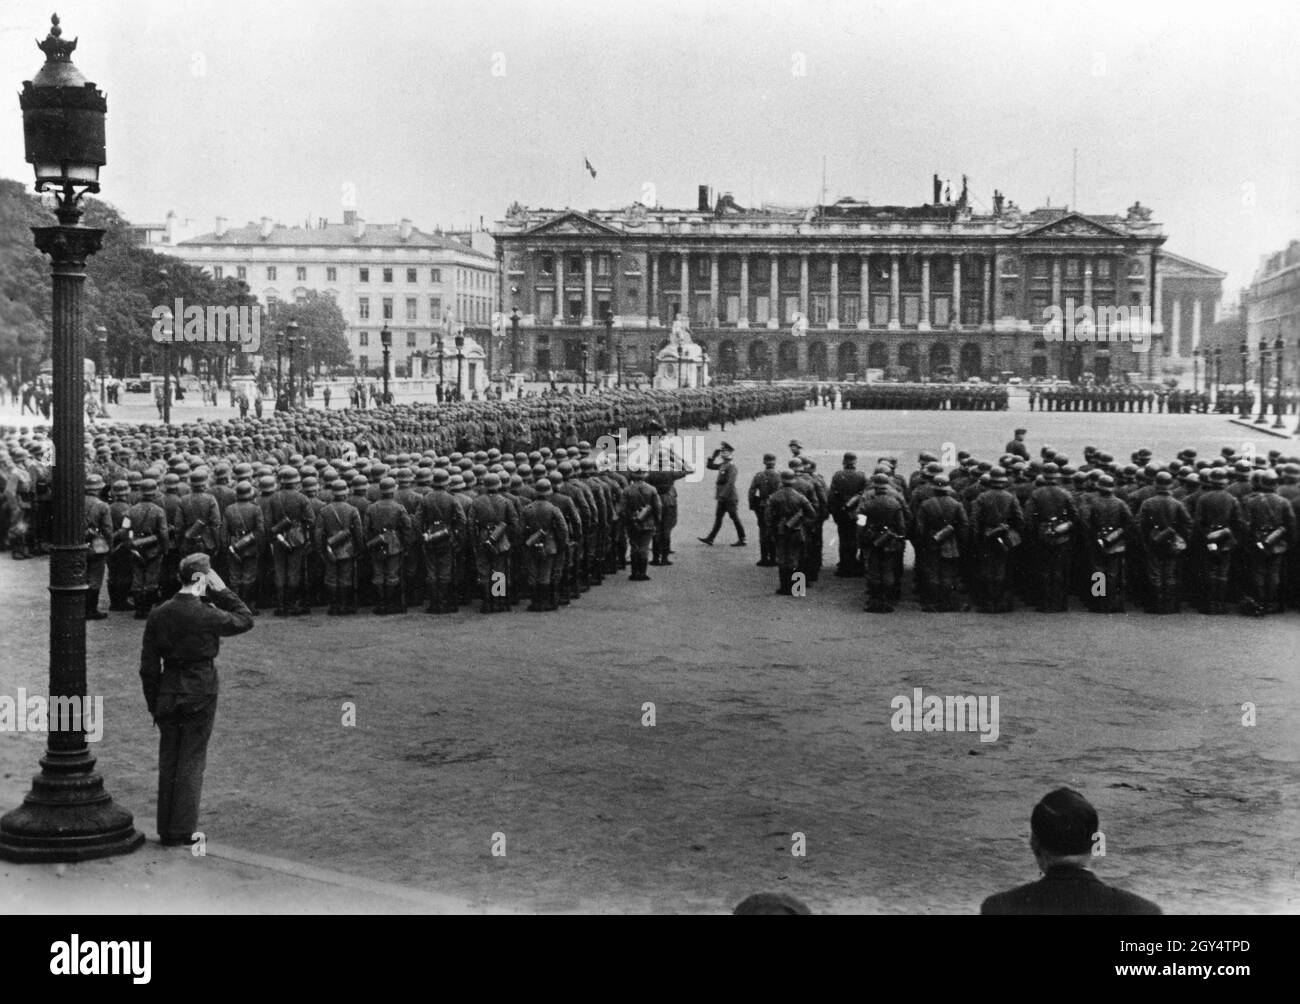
xmin=74 ymin=442 xmax=703 ymax=619
xmin=837 ymin=384 xmax=1010 ymax=410
xmin=744 ymin=438 xmax=1300 ymax=615
xmin=1028 ymin=385 xmax=1210 ymax=413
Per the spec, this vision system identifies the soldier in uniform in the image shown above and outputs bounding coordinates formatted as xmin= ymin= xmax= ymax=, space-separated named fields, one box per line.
xmin=106 ymin=479 xmax=135 ymax=611
xmin=621 ymin=465 xmax=661 ymax=581
xmin=747 ymin=453 xmax=782 ymax=568
xmin=255 ymin=474 xmax=278 ymax=612
xmin=828 ymin=452 xmax=868 ymax=577
xmin=521 ymin=475 xmax=569 ymax=611
xmin=1240 ymin=469 xmax=1295 ymax=615
xmin=765 ymin=469 xmax=817 ymax=597
xmin=1082 ymin=474 xmax=1133 ymax=613
xmin=318 ymin=478 xmax=363 ymax=615
xmin=417 ymin=468 xmax=464 ymax=613
xmin=646 ymin=444 xmax=691 ymax=566
xmin=158 ymin=474 xmax=186 ymax=602
xmin=125 ymin=478 xmax=170 ymax=618
xmin=468 ymin=473 xmax=518 ymax=613
xmin=543 ymin=466 xmax=581 ymax=603
xmin=394 ymin=467 xmax=425 ymax=607
xmin=222 ymin=480 xmax=264 ymax=613
xmin=83 ymin=474 xmax=113 ymax=620
xmin=699 ymin=443 xmax=745 ymax=547
xmin=1023 ymin=463 xmax=1078 ymax=612
xmin=268 ymin=466 xmax=315 ymax=617
xmin=364 ymin=476 xmax=412 ymax=614
xmin=139 ymin=553 xmax=254 ymax=846
xmin=914 ymin=474 xmax=967 ymax=611
xmin=177 ymin=468 xmax=221 ymax=570
xmin=969 ymin=467 xmax=1024 ymax=613
xmin=348 ymin=473 xmax=374 ymax=607
xmin=1189 ymin=468 xmax=1244 ymax=614
xmin=1137 ymin=471 xmax=1193 ymax=614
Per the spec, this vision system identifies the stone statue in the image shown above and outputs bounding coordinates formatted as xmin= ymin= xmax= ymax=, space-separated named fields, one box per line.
xmin=671 ymin=315 xmax=694 ymax=346
xmin=791 ymin=312 xmax=809 ymax=338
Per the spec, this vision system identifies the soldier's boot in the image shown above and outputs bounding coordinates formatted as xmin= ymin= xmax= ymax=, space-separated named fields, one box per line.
xmin=293 ymin=587 xmax=311 ymax=616
xmin=425 ymin=583 xmax=440 ymax=614
xmin=133 ymin=591 xmax=150 ymax=619
xmin=478 ymin=585 xmax=492 ymax=614
xmin=775 ymin=569 xmax=792 ymax=596
xmin=85 ymin=589 xmax=107 ymax=620
xmin=274 ymin=588 xmax=289 ymax=617
xmin=557 ymin=579 xmax=570 ymax=606
xmin=527 ymin=584 xmax=544 ymax=612
xmin=650 ymin=551 xmax=662 ymax=566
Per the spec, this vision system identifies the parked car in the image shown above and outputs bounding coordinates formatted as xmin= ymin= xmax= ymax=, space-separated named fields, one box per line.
xmin=125 ymin=373 xmax=153 ymax=393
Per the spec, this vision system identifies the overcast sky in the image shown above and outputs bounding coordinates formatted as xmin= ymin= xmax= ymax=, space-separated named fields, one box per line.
xmin=3 ymin=0 xmax=1297 ymax=293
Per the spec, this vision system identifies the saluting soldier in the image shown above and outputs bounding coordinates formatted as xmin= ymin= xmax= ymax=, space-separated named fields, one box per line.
xmin=222 ymin=480 xmax=264 ymax=613
xmin=416 ymin=468 xmax=464 ymax=614
xmin=317 ymin=478 xmax=363 ymax=615
xmin=699 ymin=442 xmax=745 ymax=547
xmin=646 ymin=445 xmax=691 ymax=566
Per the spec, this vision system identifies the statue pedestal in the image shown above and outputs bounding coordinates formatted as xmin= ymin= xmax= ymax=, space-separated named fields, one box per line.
xmin=655 ymin=342 xmax=708 ymax=389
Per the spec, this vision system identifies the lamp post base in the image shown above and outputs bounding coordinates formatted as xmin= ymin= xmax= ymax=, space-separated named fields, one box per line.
xmin=0 ymin=748 xmax=145 ymax=863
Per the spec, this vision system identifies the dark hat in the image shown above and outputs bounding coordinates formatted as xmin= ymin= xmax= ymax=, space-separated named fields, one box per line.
xmin=188 ymin=468 xmax=208 ymax=485
xmin=870 ymin=473 xmax=889 ymax=486
xmin=843 ymin=451 xmax=857 ymax=464
xmin=330 ymin=479 xmax=348 ymax=495
xmin=110 ymin=479 xmax=129 ymax=495
xmin=277 ymin=465 xmax=300 ymax=484
xmin=258 ymin=475 xmax=278 ymax=491
xmin=483 ymin=473 xmax=502 ymax=490
xmin=1031 ymin=788 xmax=1099 ymax=856
xmin=431 ymin=468 xmax=450 ymax=485
xmin=350 ymin=474 xmax=369 ymax=489
xmin=763 ymin=453 xmax=777 ymax=463
xmin=720 ymin=442 xmax=734 ymax=453
xmin=1154 ymin=471 xmax=1174 ymax=487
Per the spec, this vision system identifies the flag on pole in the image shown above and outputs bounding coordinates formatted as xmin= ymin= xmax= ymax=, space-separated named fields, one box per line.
xmin=584 ymin=157 xmax=597 ymax=179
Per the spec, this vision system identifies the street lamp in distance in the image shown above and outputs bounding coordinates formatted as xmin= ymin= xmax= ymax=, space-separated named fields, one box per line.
xmin=1255 ymin=337 xmax=1269 ymax=424
xmin=380 ymin=323 xmax=392 ymax=404
xmin=285 ymin=318 xmax=300 ymax=409
xmin=509 ymin=306 xmax=521 ymax=378
xmin=1272 ymin=335 xmax=1285 ymax=430
xmin=95 ymin=324 xmax=107 ymax=411
xmin=581 ymin=344 xmax=590 ymax=394
xmin=454 ymin=329 xmax=465 ymax=401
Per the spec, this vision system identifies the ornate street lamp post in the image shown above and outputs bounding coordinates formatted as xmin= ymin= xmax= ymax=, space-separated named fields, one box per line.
xmin=1213 ymin=347 xmax=1222 ymax=403
xmin=285 ymin=319 xmax=300 ymax=410
xmin=157 ymin=267 xmax=173 ymax=424
xmin=1192 ymin=348 xmax=1200 ymax=394
xmin=95 ymin=323 xmax=107 ymax=412
xmin=455 ymin=330 xmax=465 ymax=401
xmin=1273 ymin=336 xmax=1285 ymax=430
xmin=435 ymin=338 xmax=444 ymax=401
xmin=510 ymin=306 xmax=521 ymax=376
xmin=1239 ymin=341 xmax=1250 ymax=417
xmin=0 ymin=14 xmax=143 ymax=862
xmin=1255 ymin=337 xmax=1269 ymax=424
xmin=580 ymin=343 xmax=589 ymax=394
xmin=380 ymin=323 xmax=392 ymax=403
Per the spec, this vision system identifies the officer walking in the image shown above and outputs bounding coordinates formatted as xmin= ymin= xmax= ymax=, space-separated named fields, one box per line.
xmin=698 ymin=442 xmax=745 ymax=547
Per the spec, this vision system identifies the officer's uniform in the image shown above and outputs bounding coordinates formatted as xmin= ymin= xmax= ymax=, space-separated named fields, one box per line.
xmin=700 ymin=446 xmax=745 ymax=546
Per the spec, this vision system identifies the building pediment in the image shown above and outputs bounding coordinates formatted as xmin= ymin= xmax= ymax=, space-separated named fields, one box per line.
xmin=1017 ymin=214 xmax=1130 ymax=240
xmin=1158 ymin=251 xmax=1227 ymax=280
xmin=519 ymin=211 xmax=624 ymax=238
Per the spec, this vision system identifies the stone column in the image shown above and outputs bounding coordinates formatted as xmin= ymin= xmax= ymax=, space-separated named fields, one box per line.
xmin=1171 ymin=297 xmax=1182 ymax=359
xmin=709 ymin=252 xmax=720 ymax=327
xmin=768 ymin=254 xmax=780 ymax=329
xmin=888 ymin=253 xmax=901 ymax=330
xmin=951 ymin=254 xmax=962 ymax=329
xmin=919 ymin=255 xmax=931 ymax=331
xmin=553 ymin=252 xmax=565 ymax=326
xmin=1192 ymin=297 xmax=1203 ymax=354
xmin=680 ymin=251 xmax=690 ymax=322
xmin=983 ymin=254 xmax=993 ymax=326
xmin=738 ymin=254 xmax=750 ymax=329
xmin=828 ymin=255 xmax=840 ymax=329
xmin=990 ymin=252 xmax=1001 ymax=325
xmin=649 ymin=252 xmax=661 ymax=327
xmin=1152 ymin=259 xmax=1164 ymax=336
xmin=799 ymin=253 xmax=810 ymax=317
xmin=1050 ymin=257 xmax=1062 ymax=316
xmin=1083 ymin=257 xmax=1094 ymax=312
xmin=858 ymin=254 xmax=871 ymax=329
xmin=582 ymin=251 xmax=594 ymax=326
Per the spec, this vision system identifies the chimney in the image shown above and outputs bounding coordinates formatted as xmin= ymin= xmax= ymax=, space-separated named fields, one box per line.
xmin=260 ymin=216 xmax=273 ymax=239
xmin=698 ymin=185 xmax=711 ymax=212
xmin=215 ymin=216 xmax=228 ymax=238
xmin=399 ymin=218 xmax=413 ymax=241
xmin=354 ymin=216 xmax=366 ymax=240
xmin=932 ymin=174 xmax=942 ymax=205
xmin=343 ymin=209 xmax=357 ymax=226
xmin=992 ymin=190 xmax=1004 ymax=216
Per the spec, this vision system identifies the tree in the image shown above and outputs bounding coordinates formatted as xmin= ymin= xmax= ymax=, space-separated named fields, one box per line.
xmin=262 ymin=291 xmax=349 ymax=377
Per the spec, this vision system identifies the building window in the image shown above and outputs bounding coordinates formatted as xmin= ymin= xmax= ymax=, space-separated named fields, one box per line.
xmin=695 ymin=256 xmax=709 ymax=280
xmin=933 ymin=296 xmax=949 ymax=327
xmin=1032 ymin=258 xmax=1049 ymax=278
xmin=359 ymin=297 xmax=370 ymax=320
xmin=359 ymin=354 xmax=368 ymax=372
xmin=725 ymin=257 xmax=740 ymax=280
xmin=1129 ymin=259 xmax=1144 ymax=276
xmin=666 ymin=297 xmax=680 ymax=319
xmin=841 ymin=295 xmax=860 ymax=324
xmin=667 ymin=257 xmax=680 ymax=278
xmin=1066 ymin=258 xmax=1080 ymax=280
xmin=406 ymin=297 xmax=417 ymax=321
xmin=382 ymin=297 xmax=393 ymax=320
xmin=407 ymin=268 xmax=417 ymax=283
xmin=596 ymin=255 xmax=611 ymax=277
xmin=568 ymin=256 xmax=582 ymax=275
xmin=811 ymin=293 xmax=829 ymax=324
xmin=296 ymin=266 xmax=307 ymax=281
xmin=382 ymin=268 xmax=393 ymax=283
xmin=326 ymin=267 xmax=337 ymax=281
xmin=359 ymin=331 xmax=369 ymax=347
xmin=784 ymin=296 xmax=800 ymax=322
xmin=266 ymin=266 xmax=277 ymax=281
xmin=406 ymin=331 xmax=416 ymax=347
xmin=213 ymin=265 xmax=224 ymax=280
xmin=903 ymin=295 xmax=920 ymax=326
xmin=537 ymin=295 xmax=554 ymax=323
xmin=873 ymin=296 xmax=890 ymax=326
xmin=539 ymin=255 xmax=553 ymax=275
xmin=694 ymin=295 xmax=711 ymax=323
xmin=236 ymin=266 xmax=247 ymax=280
xmin=431 ymin=268 xmax=441 ymax=283
xmin=725 ymin=295 xmax=740 ymax=323
xmin=783 ymin=257 xmax=799 ymax=279
xmin=1097 ymin=258 xmax=1112 ymax=279
xmin=429 ymin=296 xmax=441 ymax=320
xmin=755 ymin=296 xmax=770 ymax=323
xmin=359 ymin=268 xmax=369 ymax=282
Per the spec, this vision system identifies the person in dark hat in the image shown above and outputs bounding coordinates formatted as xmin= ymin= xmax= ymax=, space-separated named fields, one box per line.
xmin=1136 ymin=471 xmax=1193 ymax=615
xmin=765 ymin=469 xmax=817 ymax=597
xmin=317 ymin=478 xmax=363 ymax=615
xmin=268 ymin=465 xmax=314 ymax=616
xmin=1023 ymin=462 xmax=1078 ymax=612
xmin=416 ymin=467 xmax=463 ymax=614
xmin=83 ymin=473 xmax=113 ymax=620
xmin=969 ymin=466 xmax=1024 ymax=613
xmin=829 ymin=451 xmax=868 ymax=577
xmin=221 ymin=480 xmax=264 ymax=614
xmin=980 ymin=788 xmax=1161 ymax=915
xmin=1082 ymin=473 xmax=1133 ymax=613
xmin=364 ymin=476 xmax=412 ymax=614
xmin=520 ymin=475 xmax=569 ymax=611
xmin=1004 ymin=428 xmax=1029 ymax=460
xmin=699 ymin=441 xmax=745 ymax=547
xmin=621 ymin=464 xmax=661 ymax=581
xmin=914 ymin=474 xmax=967 ymax=611
xmin=106 ymin=480 xmax=135 ymax=612
xmin=139 ymin=552 xmax=254 ymax=847
xmin=1188 ymin=466 xmax=1243 ymax=615
xmin=125 ymin=478 xmax=170 ymax=619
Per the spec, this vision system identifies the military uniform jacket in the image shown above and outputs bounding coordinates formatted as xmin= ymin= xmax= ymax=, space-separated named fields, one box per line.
xmin=970 ymin=489 xmax=1024 ymax=550
xmin=620 ymin=481 xmax=661 ymax=531
xmin=269 ymin=489 xmax=316 ymax=548
xmin=747 ymin=469 xmax=781 ymax=513
xmin=1241 ymin=491 xmax=1295 ymax=547
xmin=178 ymin=491 xmax=222 ymax=551
xmin=1083 ymin=495 xmax=1134 ymax=547
xmin=469 ymin=494 xmax=519 ymax=549
xmin=84 ymin=495 xmax=112 ymax=550
xmin=139 ymin=588 xmax=254 ymax=716
xmin=916 ymin=493 xmax=968 ymax=552
xmin=418 ymin=490 xmax=465 ymax=546
xmin=980 ymin=864 xmax=1161 ymax=916
xmin=1191 ymin=489 xmax=1244 ymax=545
xmin=855 ymin=491 xmax=908 ymax=544
xmin=365 ymin=498 xmax=413 ymax=552
xmin=765 ymin=486 xmax=817 ymax=539
xmin=124 ymin=500 xmax=169 ymax=552
xmin=1024 ymin=485 xmax=1077 ymax=540
xmin=1138 ymin=492 xmax=1192 ymax=546
xmin=549 ymin=489 xmax=583 ymax=539
xmin=522 ymin=498 xmax=569 ymax=555
xmin=222 ymin=501 xmax=264 ymax=555
xmin=827 ymin=468 xmax=868 ymax=519
xmin=706 ymin=455 xmax=739 ymax=502
xmin=161 ymin=493 xmax=185 ymax=550
xmin=318 ymin=500 xmax=363 ymax=560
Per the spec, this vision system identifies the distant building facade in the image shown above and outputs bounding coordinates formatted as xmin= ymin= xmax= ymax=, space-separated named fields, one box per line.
xmin=166 ymin=211 xmax=497 ymax=375
xmin=1244 ymin=240 xmax=1300 ymax=393
xmin=493 ymin=182 xmax=1177 ymax=383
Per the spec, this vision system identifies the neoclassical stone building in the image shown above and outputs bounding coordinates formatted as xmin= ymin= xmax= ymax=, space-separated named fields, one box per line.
xmin=493 ymin=186 xmax=1174 ymax=382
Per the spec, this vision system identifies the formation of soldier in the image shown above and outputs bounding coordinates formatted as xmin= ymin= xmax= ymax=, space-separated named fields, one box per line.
xmin=838 ymin=383 xmax=1009 ymax=410
xmin=1 ymin=384 xmax=770 ymax=616
xmin=1029 ymin=384 xmax=1212 ymax=413
xmin=746 ymin=434 xmax=1300 ymax=616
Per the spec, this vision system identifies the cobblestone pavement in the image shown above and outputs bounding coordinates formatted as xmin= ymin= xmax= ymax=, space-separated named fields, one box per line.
xmin=1 ymin=407 xmax=1296 ymax=913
